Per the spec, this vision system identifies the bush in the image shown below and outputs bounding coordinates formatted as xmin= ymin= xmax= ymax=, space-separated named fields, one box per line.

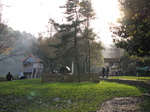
xmin=0 ymin=77 xmax=6 ymax=81
xmin=126 ymin=63 xmax=136 ymax=76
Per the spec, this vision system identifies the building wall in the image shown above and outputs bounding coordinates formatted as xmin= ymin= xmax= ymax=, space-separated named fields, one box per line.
xmin=22 ymin=55 xmax=44 ymax=78
xmin=37 ymin=63 xmax=43 ymax=68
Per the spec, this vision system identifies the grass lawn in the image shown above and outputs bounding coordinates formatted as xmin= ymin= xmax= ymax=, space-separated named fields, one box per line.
xmin=0 ymin=78 xmax=149 ymax=112
xmin=108 ymin=76 xmax=150 ymax=81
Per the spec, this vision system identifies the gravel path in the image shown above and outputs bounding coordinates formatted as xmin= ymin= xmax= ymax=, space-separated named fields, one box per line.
xmin=97 ymin=97 xmax=146 ymax=112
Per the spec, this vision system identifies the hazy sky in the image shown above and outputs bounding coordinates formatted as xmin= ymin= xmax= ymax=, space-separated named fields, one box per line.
xmin=1 ymin=0 xmax=120 ymax=46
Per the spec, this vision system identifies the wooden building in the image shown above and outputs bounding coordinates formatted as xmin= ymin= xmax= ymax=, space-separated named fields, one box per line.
xmin=104 ymin=58 xmax=120 ymax=67
xmin=22 ymin=54 xmax=44 ymax=78
xmin=103 ymin=58 xmax=120 ymax=74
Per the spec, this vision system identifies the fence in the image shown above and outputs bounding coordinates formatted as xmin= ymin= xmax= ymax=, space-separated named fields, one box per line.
xmin=41 ymin=73 xmax=100 ymax=83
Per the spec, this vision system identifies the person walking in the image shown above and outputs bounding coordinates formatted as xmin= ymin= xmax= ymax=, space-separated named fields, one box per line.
xmin=105 ymin=66 xmax=110 ymax=78
xmin=102 ymin=67 xmax=105 ymax=78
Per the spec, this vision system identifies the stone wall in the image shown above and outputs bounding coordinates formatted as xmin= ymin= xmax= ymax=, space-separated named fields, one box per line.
xmin=103 ymin=78 xmax=150 ymax=93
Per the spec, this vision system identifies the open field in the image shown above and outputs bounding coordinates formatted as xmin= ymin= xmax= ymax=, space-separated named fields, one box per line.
xmin=0 ymin=78 xmax=149 ymax=112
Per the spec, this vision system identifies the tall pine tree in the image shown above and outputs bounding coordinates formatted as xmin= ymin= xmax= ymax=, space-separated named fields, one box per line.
xmin=50 ymin=0 xmax=97 ymax=73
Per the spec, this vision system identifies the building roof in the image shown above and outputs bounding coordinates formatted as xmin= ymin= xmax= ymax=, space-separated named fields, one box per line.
xmin=104 ymin=58 xmax=120 ymax=63
xmin=22 ymin=54 xmax=44 ymax=63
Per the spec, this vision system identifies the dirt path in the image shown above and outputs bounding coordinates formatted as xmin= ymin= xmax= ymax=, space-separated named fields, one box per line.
xmin=97 ymin=97 xmax=146 ymax=112
xmin=96 ymin=78 xmax=150 ymax=112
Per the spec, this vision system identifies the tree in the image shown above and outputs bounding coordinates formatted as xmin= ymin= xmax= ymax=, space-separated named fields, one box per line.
xmin=35 ymin=0 xmax=103 ymax=74
xmin=31 ymin=33 xmax=60 ymax=73
xmin=0 ymin=3 xmax=22 ymax=61
xmin=111 ymin=0 xmax=150 ymax=58
xmin=49 ymin=0 xmax=96 ymax=73
xmin=63 ymin=0 xmax=82 ymax=73
xmin=0 ymin=25 xmax=21 ymax=61
xmin=108 ymin=44 xmax=124 ymax=58
xmin=90 ymin=41 xmax=104 ymax=73
xmin=79 ymin=0 xmax=96 ymax=73
xmin=51 ymin=0 xmax=95 ymax=73
xmin=81 ymin=28 xmax=97 ymax=73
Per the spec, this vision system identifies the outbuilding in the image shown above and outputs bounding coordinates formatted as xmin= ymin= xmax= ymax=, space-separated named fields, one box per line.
xmin=22 ymin=54 xmax=44 ymax=78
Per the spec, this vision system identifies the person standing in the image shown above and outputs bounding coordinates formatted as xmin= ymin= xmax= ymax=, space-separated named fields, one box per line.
xmin=102 ymin=67 xmax=105 ymax=78
xmin=105 ymin=66 xmax=110 ymax=78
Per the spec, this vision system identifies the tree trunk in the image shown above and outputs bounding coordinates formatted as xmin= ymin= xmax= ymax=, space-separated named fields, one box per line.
xmin=74 ymin=27 xmax=80 ymax=74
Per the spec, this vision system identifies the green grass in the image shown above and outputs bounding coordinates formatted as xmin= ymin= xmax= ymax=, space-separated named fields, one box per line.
xmin=139 ymin=97 xmax=150 ymax=111
xmin=109 ymin=76 xmax=150 ymax=81
xmin=0 ymin=79 xmax=149 ymax=112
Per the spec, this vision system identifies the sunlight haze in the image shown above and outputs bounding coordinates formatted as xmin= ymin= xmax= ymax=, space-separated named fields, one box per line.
xmin=1 ymin=0 xmax=120 ymax=46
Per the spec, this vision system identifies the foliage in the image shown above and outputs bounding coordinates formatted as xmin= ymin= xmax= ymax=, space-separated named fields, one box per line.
xmin=0 ymin=24 xmax=18 ymax=60
xmin=127 ymin=63 xmax=136 ymax=75
xmin=0 ymin=3 xmax=20 ymax=61
xmin=50 ymin=0 xmax=89 ymax=73
xmin=0 ymin=79 xmax=148 ymax=112
xmin=108 ymin=44 xmax=124 ymax=58
xmin=111 ymin=0 xmax=150 ymax=58
xmin=0 ymin=23 xmax=36 ymax=62
xmin=90 ymin=41 xmax=104 ymax=72
xmin=31 ymin=33 xmax=60 ymax=72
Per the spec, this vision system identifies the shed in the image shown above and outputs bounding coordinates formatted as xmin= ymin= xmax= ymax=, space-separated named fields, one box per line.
xmin=22 ymin=54 xmax=44 ymax=78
